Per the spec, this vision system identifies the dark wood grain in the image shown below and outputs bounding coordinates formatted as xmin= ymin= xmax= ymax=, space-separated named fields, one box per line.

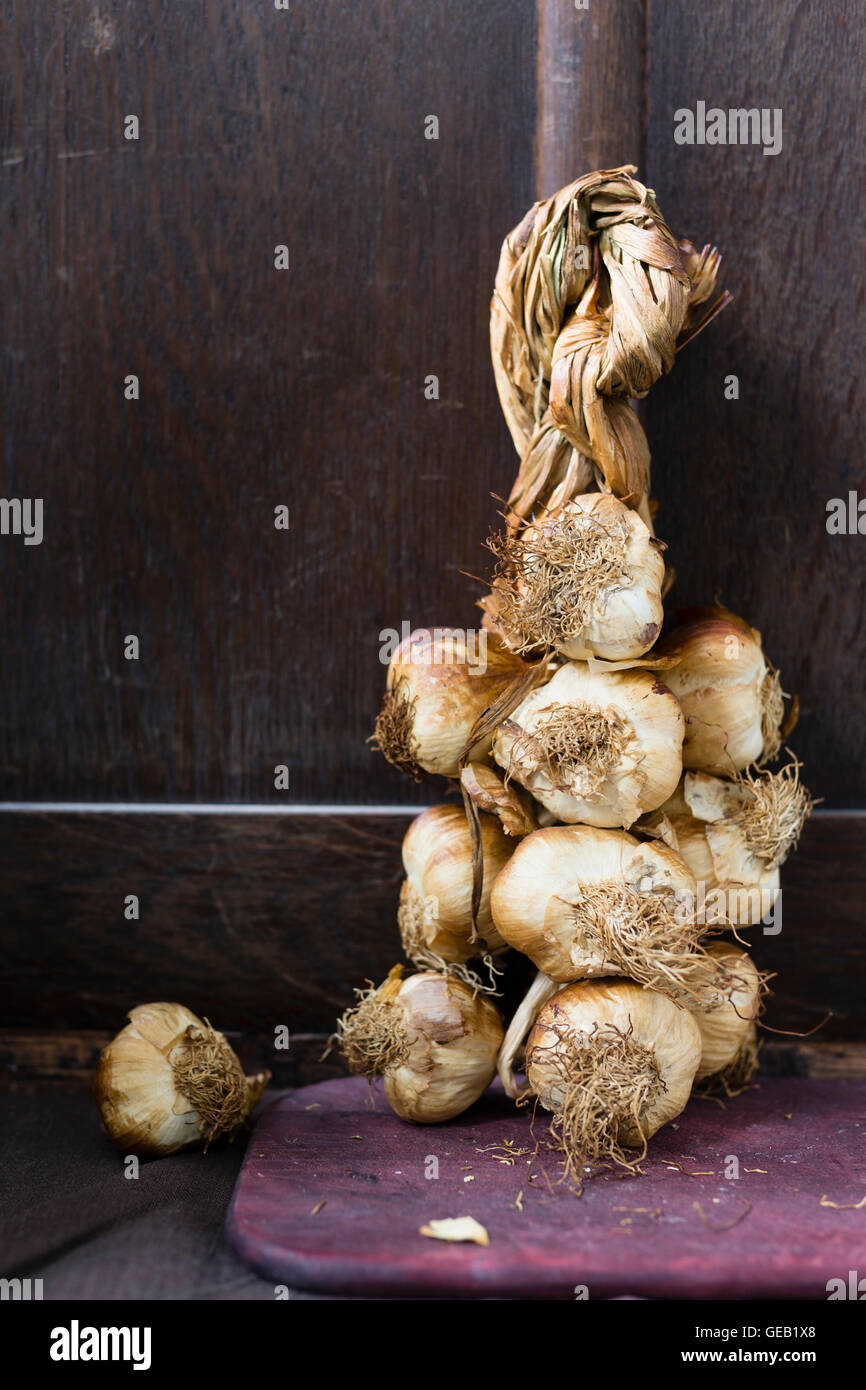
xmin=535 ymin=0 xmax=644 ymax=197
xmin=226 ymin=1074 xmax=866 ymax=1298
xmin=1 ymin=5 xmax=863 ymax=1058
xmin=3 ymin=1028 xmax=863 ymax=1091
xmin=0 ymin=1028 xmax=345 ymax=1091
xmin=0 ymin=0 xmax=535 ymax=804
xmin=644 ymin=0 xmax=866 ymax=806
xmin=0 ymin=809 xmax=862 ymax=1038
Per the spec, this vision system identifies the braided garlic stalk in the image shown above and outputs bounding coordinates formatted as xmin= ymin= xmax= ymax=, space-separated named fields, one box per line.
xmin=490 ymin=165 xmax=729 ymax=532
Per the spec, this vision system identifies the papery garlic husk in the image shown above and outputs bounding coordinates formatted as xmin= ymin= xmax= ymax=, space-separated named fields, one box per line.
xmin=490 ymin=824 xmax=728 ymax=1007
xmin=483 ymin=493 xmax=665 ymax=661
xmin=372 ymin=627 xmax=526 ymax=779
xmin=460 ymin=762 xmax=538 ymax=837
xmin=692 ymin=942 xmax=764 ymax=1086
xmin=491 ymin=660 xmax=683 ymax=826
xmin=398 ymin=804 xmax=513 ymax=976
xmin=525 ymin=978 xmax=702 ymax=1174
xmin=649 ymin=761 xmax=812 ymax=927
xmin=653 ymin=606 xmax=787 ymax=774
xmin=334 ymin=965 xmax=503 ymax=1123
xmin=497 ymin=969 xmax=560 ymax=1098
xmin=94 ymin=1003 xmax=270 ymax=1158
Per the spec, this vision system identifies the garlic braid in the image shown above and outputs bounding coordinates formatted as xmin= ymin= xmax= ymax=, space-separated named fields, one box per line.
xmin=490 ymin=165 xmax=729 ymax=531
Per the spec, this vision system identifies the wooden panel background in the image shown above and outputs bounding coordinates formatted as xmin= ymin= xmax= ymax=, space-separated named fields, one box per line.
xmin=0 ymin=0 xmax=535 ymax=805
xmin=0 ymin=809 xmax=861 ymax=1039
xmin=0 ymin=2 xmax=863 ymax=1059
xmin=644 ymin=0 xmax=866 ymax=806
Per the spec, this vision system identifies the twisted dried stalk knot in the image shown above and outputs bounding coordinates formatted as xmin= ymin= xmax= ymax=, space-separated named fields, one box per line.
xmin=490 ymin=165 xmax=729 ymax=531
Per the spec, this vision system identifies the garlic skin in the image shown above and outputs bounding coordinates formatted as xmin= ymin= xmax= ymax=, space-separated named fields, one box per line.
xmin=490 ymin=824 xmax=702 ymax=990
xmin=398 ymin=804 xmax=513 ymax=967
xmin=94 ymin=1004 xmax=269 ymax=1158
xmin=668 ymin=778 xmax=778 ymax=927
xmin=525 ymin=979 xmax=702 ymax=1160
xmin=459 ymin=762 xmax=538 ymax=837
xmin=693 ymin=943 xmax=762 ymax=1082
xmin=497 ymin=969 xmax=560 ymax=1098
xmin=491 ymin=660 xmax=684 ymax=827
xmin=651 ymin=763 xmax=814 ymax=927
xmin=374 ymin=628 xmax=525 ymax=779
xmin=653 ymin=607 xmax=785 ymax=774
xmin=335 ymin=967 xmax=503 ymax=1124
xmin=485 ymin=493 xmax=665 ymax=660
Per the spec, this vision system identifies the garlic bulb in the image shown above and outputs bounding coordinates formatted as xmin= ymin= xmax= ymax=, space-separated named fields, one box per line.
xmin=372 ymin=627 xmax=525 ymax=779
xmin=525 ymin=979 xmax=702 ymax=1173
xmin=398 ymin=803 xmax=513 ymax=972
xmin=490 ymin=824 xmax=727 ymax=1006
xmin=334 ymin=965 xmax=503 ymax=1123
xmin=692 ymin=942 xmax=763 ymax=1085
xmin=653 ymin=607 xmax=787 ymax=774
xmin=491 ymin=660 xmax=683 ymax=826
xmin=484 ymin=492 xmax=665 ymax=660
xmin=94 ymin=1004 xmax=270 ymax=1158
xmin=649 ymin=762 xmax=811 ymax=926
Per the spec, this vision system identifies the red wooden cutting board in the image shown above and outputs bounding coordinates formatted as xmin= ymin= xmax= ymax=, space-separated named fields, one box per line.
xmin=226 ymin=1074 xmax=866 ymax=1299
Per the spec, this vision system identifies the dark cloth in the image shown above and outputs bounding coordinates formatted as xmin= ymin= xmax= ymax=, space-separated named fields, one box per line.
xmin=0 ymin=1090 xmax=303 ymax=1301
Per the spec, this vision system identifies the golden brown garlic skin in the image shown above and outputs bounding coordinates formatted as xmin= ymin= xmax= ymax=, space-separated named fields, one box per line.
xmin=377 ymin=628 xmax=525 ymax=779
xmin=399 ymin=804 xmax=513 ymax=965
xmin=692 ymin=942 xmax=762 ymax=1082
xmin=653 ymin=776 xmax=780 ymax=927
xmin=384 ymin=973 xmax=504 ymax=1124
xmin=653 ymin=607 xmax=784 ymax=774
xmin=491 ymin=660 xmax=684 ymax=827
xmin=94 ymin=1003 xmax=268 ymax=1158
xmin=489 ymin=824 xmax=698 ymax=985
xmin=485 ymin=492 xmax=665 ymax=662
xmin=526 ymin=978 xmax=702 ymax=1146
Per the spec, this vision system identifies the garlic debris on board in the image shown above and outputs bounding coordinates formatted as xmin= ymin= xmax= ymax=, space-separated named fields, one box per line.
xmin=398 ymin=803 xmax=513 ymax=976
xmin=692 ymin=942 xmax=764 ymax=1088
xmin=490 ymin=824 xmax=729 ymax=1007
xmin=524 ymin=979 xmax=702 ymax=1174
xmin=94 ymin=1003 xmax=270 ymax=1158
xmin=484 ymin=492 xmax=666 ymax=660
xmin=653 ymin=606 xmax=788 ymax=774
xmin=372 ymin=627 xmax=526 ymax=779
xmin=648 ymin=760 xmax=812 ymax=926
xmin=491 ymin=660 xmax=684 ymax=826
xmin=334 ymin=965 xmax=503 ymax=1123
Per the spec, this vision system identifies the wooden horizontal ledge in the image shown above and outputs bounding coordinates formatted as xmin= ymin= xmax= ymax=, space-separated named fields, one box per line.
xmin=1 ymin=1030 xmax=865 ymax=1091
xmin=0 ymin=809 xmax=863 ymax=1039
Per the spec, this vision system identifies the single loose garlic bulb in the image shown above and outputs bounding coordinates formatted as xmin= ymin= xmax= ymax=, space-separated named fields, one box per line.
xmin=334 ymin=965 xmax=503 ymax=1123
xmin=490 ymin=824 xmax=727 ymax=1007
xmin=525 ymin=979 xmax=702 ymax=1173
xmin=398 ymin=803 xmax=513 ymax=974
xmin=692 ymin=942 xmax=763 ymax=1086
xmin=653 ymin=607 xmax=787 ymax=774
xmin=372 ymin=627 xmax=525 ymax=779
xmin=484 ymin=493 xmax=665 ymax=660
xmin=491 ymin=660 xmax=684 ymax=827
xmin=649 ymin=762 xmax=812 ymax=927
xmin=94 ymin=1004 xmax=270 ymax=1158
